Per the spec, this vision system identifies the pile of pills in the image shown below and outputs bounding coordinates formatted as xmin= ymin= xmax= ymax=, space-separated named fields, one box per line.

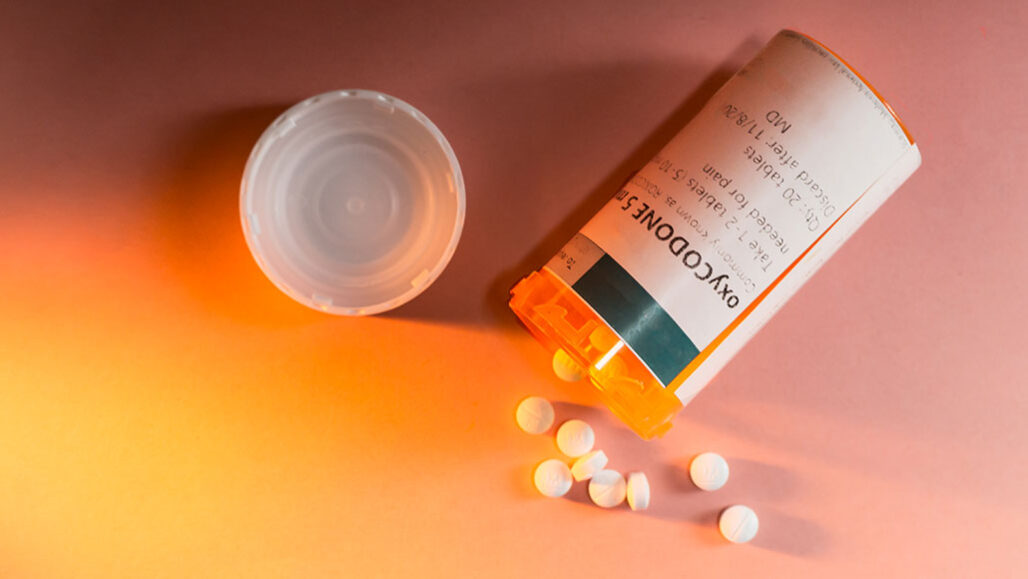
xmin=517 ymin=390 xmax=759 ymax=544
xmin=517 ymin=396 xmax=649 ymax=511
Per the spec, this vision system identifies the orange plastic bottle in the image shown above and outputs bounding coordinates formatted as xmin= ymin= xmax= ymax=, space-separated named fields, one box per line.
xmin=510 ymin=30 xmax=920 ymax=439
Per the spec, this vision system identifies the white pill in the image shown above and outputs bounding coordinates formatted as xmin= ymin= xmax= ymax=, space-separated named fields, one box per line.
xmin=552 ymin=348 xmax=587 ymax=382
xmin=588 ymin=327 xmax=619 ymax=352
xmin=626 ymin=472 xmax=650 ymax=511
xmin=555 ymin=419 xmax=595 ymax=457
xmin=719 ymin=505 xmax=759 ymax=543
xmin=516 ymin=396 xmax=555 ymax=434
xmin=588 ymin=469 xmax=626 ymax=508
xmin=571 ymin=450 xmax=608 ymax=481
xmin=689 ymin=452 xmax=730 ymax=491
xmin=533 ymin=459 xmax=573 ymax=498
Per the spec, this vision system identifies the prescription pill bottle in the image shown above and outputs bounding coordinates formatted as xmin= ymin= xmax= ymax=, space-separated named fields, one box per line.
xmin=509 ymin=30 xmax=921 ymax=439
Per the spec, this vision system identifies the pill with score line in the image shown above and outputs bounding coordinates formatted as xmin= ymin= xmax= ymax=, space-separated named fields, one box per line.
xmin=588 ymin=470 xmax=626 ymax=508
xmin=571 ymin=450 xmax=608 ymax=481
xmin=516 ymin=396 xmax=555 ymax=434
xmin=719 ymin=505 xmax=759 ymax=543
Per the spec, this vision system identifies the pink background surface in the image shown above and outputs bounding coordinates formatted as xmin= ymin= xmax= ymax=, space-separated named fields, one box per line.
xmin=2 ymin=0 xmax=1026 ymax=577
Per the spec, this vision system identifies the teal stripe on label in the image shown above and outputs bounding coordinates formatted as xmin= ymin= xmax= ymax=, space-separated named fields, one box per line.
xmin=572 ymin=255 xmax=699 ymax=386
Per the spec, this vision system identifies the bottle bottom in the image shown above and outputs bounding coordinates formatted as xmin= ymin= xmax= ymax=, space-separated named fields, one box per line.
xmin=509 ymin=269 xmax=682 ymax=439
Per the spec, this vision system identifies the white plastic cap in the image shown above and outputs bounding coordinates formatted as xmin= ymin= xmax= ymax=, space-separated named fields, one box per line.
xmin=240 ymin=90 xmax=465 ymax=315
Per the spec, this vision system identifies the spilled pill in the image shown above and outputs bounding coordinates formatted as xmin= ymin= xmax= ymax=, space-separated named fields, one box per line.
xmin=690 ymin=452 xmax=730 ymax=491
xmin=571 ymin=450 xmax=608 ymax=481
xmin=555 ymin=419 xmax=595 ymax=457
xmin=588 ymin=469 xmax=626 ymax=508
xmin=534 ymin=459 xmax=573 ymax=498
xmin=719 ymin=505 xmax=759 ymax=543
xmin=516 ymin=396 xmax=555 ymax=434
xmin=626 ymin=472 xmax=650 ymax=511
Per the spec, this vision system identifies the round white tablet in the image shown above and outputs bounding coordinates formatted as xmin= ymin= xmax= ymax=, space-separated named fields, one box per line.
xmin=516 ymin=396 xmax=555 ymax=434
xmin=689 ymin=452 xmax=730 ymax=491
xmin=626 ymin=472 xmax=650 ymax=511
xmin=571 ymin=450 xmax=608 ymax=481
xmin=719 ymin=505 xmax=759 ymax=543
xmin=555 ymin=419 xmax=595 ymax=458
xmin=533 ymin=459 xmax=573 ymax=498
xmin=552 ymin=348 xmax=587 ymax=382
xmin=588 ymin=470 xmax=626 ymax=508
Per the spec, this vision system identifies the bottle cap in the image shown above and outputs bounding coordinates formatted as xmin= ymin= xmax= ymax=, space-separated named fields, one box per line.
xmin=241 ymin=90 xmax=465 ymax=315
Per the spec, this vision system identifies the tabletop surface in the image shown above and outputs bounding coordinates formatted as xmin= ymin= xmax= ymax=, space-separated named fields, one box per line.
xmin=2 ymin=1 xmax=1026 ymax=577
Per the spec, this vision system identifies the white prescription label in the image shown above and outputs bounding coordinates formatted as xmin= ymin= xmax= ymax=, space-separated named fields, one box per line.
xmin=549 ymin=31 xmax=915 ymax=391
